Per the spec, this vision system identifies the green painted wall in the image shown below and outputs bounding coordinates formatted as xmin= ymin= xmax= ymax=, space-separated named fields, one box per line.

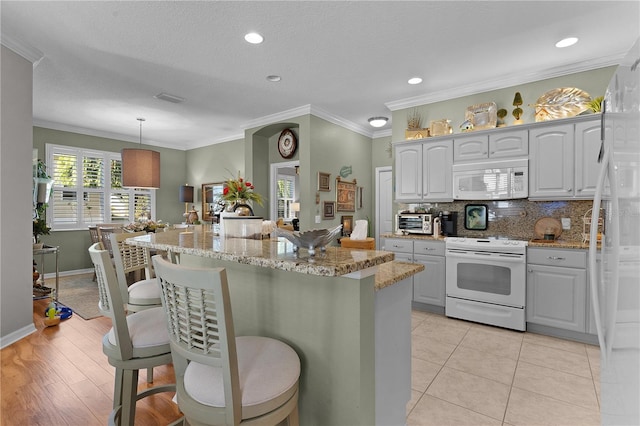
xmin=308 ymin=115 xmax=373 ymax=231
xmin=392 ymin=66 xmax=616 ymax=141
xmin=372 ymin=135 xmax=393 ymax=170
xmin=243 ymin=115 xmax=375 ymax=232
xmin=185 ymin=138 xmax=245 ymax=209
xmin=32 ymin=127 xmax=187 ymax=271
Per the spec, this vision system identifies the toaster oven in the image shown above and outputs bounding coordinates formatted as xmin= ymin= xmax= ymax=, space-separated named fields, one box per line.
xmin=397 ymin=213 xmax=433 ymax=235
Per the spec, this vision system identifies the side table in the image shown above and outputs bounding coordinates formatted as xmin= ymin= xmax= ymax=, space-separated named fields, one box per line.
xmin=33 ymin=245 xmax=59 ymax=301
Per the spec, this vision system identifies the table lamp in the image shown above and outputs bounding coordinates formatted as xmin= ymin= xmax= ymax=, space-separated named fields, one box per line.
xmin=179 ymin=184 xmax=194 ymax=216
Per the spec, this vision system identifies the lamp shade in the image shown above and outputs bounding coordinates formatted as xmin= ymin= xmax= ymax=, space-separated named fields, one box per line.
xmin=179 ymin=184 xmax=194 ymax=203
xmin=121 ymin=148 xmax=160 ymax=188
xmin=291 ymin=202 xmax=300 ymax=212
xmin=205 ymin=187 xmax=214 ymax=203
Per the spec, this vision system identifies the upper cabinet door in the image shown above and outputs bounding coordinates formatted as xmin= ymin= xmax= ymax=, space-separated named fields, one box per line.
xmin=489 ymin=129 xmax=528 ymax=159
xmin=529 ymin=123 xmax=575 ymax=199
xmin=394 ymin=143 xmax=422 ymax=201
xmin=423 ymin=139 xmax=453 ymax=201
xmin=574 ymin=119 xmax=603 ymax=198
xmin=453 ymin=134 xmax=488 ymax=162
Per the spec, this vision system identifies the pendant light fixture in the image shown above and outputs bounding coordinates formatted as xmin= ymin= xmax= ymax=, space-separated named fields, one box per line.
xmin=121 ymin=118 xmax=161 ymax=188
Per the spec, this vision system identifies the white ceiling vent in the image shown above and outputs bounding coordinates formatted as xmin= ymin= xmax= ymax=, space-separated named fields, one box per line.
xmin=154 ymin=92 xmax=186 ymax=104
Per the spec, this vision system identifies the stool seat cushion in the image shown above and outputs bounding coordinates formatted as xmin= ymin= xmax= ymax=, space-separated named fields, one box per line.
xmin=108 ymin=306 xmax=169 ymax=349
xmin=183 ymin=336 xmax=300 ymax=418
xmin=128 ymin=278 xmax=161 ymax=305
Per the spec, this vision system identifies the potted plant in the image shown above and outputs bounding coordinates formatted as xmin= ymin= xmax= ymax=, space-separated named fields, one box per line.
xmin=33 ymin=213 xmax=50 ymax=248
xmin=33 ymin=159 xmax=52 ymax=248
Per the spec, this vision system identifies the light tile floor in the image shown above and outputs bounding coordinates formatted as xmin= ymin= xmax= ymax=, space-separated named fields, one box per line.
xmin=407 ymin=310 xmax=601 ymax=426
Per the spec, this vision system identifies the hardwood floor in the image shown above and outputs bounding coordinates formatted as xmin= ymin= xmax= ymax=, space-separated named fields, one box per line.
xmin=1 ymin=299 xmax=181 ymax=425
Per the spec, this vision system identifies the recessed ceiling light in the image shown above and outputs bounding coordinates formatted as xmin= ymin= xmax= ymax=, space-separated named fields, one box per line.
xmin=368 ymin=117 xmax=388 ymax=128
xmin=408 ymin=77 xmax=423 ymax=85
xmin=555 ymin=37 xmax=578 ymax=48
xmin=244 ymin=32 xmax=264 ymax=44
xmin=266 ymin=75 xmax=281 ymax=82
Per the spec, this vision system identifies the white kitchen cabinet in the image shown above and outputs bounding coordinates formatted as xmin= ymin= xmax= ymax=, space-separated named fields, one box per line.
xmin=383 ymin=238 xmax=413 ymax=262
xmin=574 ymin=119 xmax=603 ymax=198
xmin=412 ymin=240 xmax=446 ymax=307
xmin=529 ymin=116 xmax=601 ymax=200
xmin=383 ymin=238 xmax=446 ymax=308
xmin=422 ymin=139 xmax=453 ymax=201
xmin=527 ymin=248 xmax=587 ymax=333
xmin=453 ymin=130 xmax=528 ymax=162
xmin=394 ymin=139 xmax=452 ymax=202
xmin=453 ymin=134 xmax=488 ymax=162
xmin=529 ymin=123 xmax=575 ymax=198
xmin=394 ymin=143 xmax=422 ymax=201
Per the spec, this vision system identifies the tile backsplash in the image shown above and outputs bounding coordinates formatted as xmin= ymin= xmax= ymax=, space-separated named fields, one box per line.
xmin=402 ymin=200 xmax=595 ymax=242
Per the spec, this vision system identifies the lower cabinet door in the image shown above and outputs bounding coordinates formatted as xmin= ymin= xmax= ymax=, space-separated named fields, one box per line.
xmin=412 ymin=254 xmax=446 ymax=306
xmin=527 ymin=264 xmax=586 ymax=332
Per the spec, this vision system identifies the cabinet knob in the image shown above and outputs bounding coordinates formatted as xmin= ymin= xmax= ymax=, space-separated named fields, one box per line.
xmin=567 ymin=188 xmax=572 ymax=192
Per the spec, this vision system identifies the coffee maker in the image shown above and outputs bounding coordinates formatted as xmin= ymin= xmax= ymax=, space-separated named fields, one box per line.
xmin=440 ymin=211 xmax=458 ymax=236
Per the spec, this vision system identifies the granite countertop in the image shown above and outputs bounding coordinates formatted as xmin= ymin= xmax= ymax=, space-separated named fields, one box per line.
xmin=527 ymin=239 xmax=598 ymax=250
xmin=380 ymin=233 xmax=595 ymax=250
xmin=128 ymin=228 xmax=394 ymax=277
xmin=374 ymin=261 xmax=424 ymax=291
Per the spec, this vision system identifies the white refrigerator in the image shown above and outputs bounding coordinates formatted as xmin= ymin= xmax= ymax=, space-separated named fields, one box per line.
xmin=589 ymin=38 xmax=640 ymax=425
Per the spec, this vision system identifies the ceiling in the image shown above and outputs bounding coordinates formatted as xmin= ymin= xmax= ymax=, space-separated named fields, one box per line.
xmin=2 ymin=1 xmax=639 ymax=151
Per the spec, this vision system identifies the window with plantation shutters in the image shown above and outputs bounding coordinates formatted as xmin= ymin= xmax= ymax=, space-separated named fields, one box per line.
xmin=46 ymin=144 xmax=155 ymax=230
xmin=276 ymin=174 xmax=296 ymax=219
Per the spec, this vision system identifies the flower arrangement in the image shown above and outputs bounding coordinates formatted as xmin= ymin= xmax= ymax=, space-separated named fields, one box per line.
xmin=222 ymin=172 xmax=264 ymax=206
xmin=124 ymin=219 xmax=166 ymax=233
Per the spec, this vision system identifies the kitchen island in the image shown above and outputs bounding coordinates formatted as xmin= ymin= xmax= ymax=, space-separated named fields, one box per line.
xmin=128 ymin=228 xmax=423 ymax=425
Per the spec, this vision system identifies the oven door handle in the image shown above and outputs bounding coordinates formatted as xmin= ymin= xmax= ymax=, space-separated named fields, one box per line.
xmin=446 ymin=250 xmax=525 ymax=263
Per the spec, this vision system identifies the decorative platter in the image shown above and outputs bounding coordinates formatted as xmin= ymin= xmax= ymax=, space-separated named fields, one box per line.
xmin=533 ymin=217 xmax=563 ymax=240
xmin=277 ymin=129 xmax=298 ymax=159
xmin=465 ymin=102 xmax=497 ymax=130
xmin=533 ymin=87 xmax=591 ymax=122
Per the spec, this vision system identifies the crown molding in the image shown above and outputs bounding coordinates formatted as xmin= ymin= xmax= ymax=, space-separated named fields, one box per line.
xmin=33 ymin=119 xmax=192 ymax=151
xmin=242 ymin=104 xmax=380 ymax=139
xmin=1 ymin=33 xmax=44 ymax=68
xmin=186 ymin=132 xmax=245 ymax=150
xmin=372 ymin=129 xmax=392 ymax=139
xmin=242 ymin=105 xmax=313 ymax=130
xmin=385 ymin=52 xmax=625 ymax=111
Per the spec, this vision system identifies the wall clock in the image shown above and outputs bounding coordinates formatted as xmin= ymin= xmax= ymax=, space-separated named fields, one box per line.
xmin=278 ymin=129 xmax=297 ymax=159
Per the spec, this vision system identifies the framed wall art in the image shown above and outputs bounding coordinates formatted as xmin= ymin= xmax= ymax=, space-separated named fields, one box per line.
xmin=341 ymin=215 xmax=354 ymax=237
xmin=464 ymin=204 xmax=488 ymax=230
xmin=336 ymin=177 xmax=357 ymax=212
xmin=323 ymin=201 xmax=335 ymax=219
xmin=318 ymin=172 xmax=331 ymax=192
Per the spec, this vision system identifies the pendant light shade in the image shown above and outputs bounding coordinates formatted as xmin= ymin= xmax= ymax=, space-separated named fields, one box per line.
xmin=121 ymin=118 xmax=161 ymax=188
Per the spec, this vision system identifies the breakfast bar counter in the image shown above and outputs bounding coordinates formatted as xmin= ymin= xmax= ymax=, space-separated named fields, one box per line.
xmin=128 ymin=228 xmax=422 ymax=425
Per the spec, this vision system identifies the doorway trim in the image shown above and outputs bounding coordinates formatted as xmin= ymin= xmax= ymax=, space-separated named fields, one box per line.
xmin=375 ymin=166 xmax=393 ymax=247
xmin=270 ymin=160 xmax=299 ymax=221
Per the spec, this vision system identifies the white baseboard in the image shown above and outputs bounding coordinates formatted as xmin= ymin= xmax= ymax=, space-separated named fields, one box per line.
xmin=0 ymin=323 xmax=37 ymax=349
xmin=42 ymin=268 xmax=94 ymax=279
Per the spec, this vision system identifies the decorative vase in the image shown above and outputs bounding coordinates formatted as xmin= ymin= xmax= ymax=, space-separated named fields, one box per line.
xmin=233 ymin=199 xmax=254 ymax=216
xmin=224 ymin=202 xmax=236 ymax=212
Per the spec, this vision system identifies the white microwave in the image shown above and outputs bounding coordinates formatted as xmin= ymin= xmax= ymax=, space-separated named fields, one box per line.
xmin=452 ymin=158 xmax=528 ymax=200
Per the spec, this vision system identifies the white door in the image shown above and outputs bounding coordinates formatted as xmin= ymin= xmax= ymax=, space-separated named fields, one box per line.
xmin=375 ymin=166 xmax=393 ymax=248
